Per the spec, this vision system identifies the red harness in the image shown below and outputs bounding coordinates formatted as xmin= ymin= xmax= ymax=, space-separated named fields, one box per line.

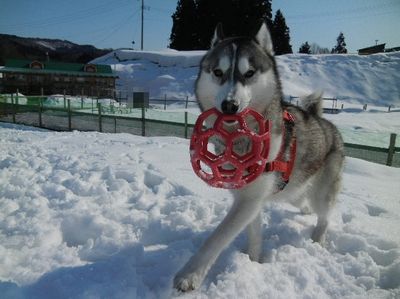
xmin=265 ymin=110 xmax=296 ymax=183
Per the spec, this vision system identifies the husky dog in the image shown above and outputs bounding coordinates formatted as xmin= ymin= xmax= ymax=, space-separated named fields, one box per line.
xmin=174 ymin=23 xmax=344 ymax=292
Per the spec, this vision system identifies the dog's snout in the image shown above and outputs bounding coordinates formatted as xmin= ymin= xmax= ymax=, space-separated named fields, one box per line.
xmin=221 ymin=100 xmax=239 ymax=114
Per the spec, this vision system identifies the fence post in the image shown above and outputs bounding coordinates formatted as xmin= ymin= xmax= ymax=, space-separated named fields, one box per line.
xmin=39 ymin=97 xmax=42 ymax=127
xmin=11 ymin=93 xmax=16 ymax=123
xmin=164 ymin=94 xmax=167 ymax=110
xmin=114 ymin=117 xmax=117 ymax=133
xmin=386 ymin=133 xmax=397 ymax=166
xmin=141 ymin=104 xmax=145 ymax=136
xmin=63 ymin=90 xmax=67 ymax=109
xmin=68 ymin=99 xmax=72 ymax=131
xmin=184 ymin=111 xmax=188 ymax=139
xmin=98 ymin=103 xmax=103 ymax=132
xmin=185 ymin=96 xmax=189 ymax=109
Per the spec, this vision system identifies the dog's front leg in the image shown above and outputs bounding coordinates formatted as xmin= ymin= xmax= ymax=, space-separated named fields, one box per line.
xmin=246 ymin=212 xmax=263 ymax=262
xmin=174 ymin=198 xmax=263 ymax=292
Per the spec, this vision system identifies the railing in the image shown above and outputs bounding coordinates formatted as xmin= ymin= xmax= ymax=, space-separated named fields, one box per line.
xmin=0 ymin=94 xmax=196 ymax=139
xmin=1 ymin=94 xmax=399 ymax=167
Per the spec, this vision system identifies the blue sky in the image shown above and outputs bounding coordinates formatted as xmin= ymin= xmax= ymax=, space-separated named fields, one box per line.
xmin=1 ymin=0 xmax=399 ymax=53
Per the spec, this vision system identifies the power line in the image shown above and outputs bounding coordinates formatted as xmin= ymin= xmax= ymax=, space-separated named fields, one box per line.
xmin=0 ymin=0 xmax=131 ymax=31
xmin=94 ymin=11 xmax=139 ymax=45
xmin=285 ymin=0 xmax=400 ymax=23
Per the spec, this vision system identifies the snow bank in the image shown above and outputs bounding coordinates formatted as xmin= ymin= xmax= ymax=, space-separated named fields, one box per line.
xmin=278 ymin=53 xmax=400 ymax=106
xmin=0 ymin=123 xmax=399 ymax=298
xmin=92 ymin=48 xmax=204 ymax=68
xmin=92 ymin=49 xmax=400 ymax=106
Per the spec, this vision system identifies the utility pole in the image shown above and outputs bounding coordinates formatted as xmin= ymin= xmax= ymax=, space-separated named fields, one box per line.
xmin=141 ymin=0 xmax=144 ymax=50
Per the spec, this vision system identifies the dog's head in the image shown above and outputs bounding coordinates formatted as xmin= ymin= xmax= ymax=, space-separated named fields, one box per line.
xmin=195 ymin=23 xmax=282 ymax=115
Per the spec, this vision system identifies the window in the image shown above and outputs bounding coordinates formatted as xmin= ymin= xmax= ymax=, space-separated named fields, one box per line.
xmin=30 ymin=61 xmax=44 ymax=69
xmin=84 ymin=64 xmax=97 ymax=73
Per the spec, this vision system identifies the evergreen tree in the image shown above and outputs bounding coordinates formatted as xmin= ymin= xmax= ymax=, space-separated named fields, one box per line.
xmin=331 ymin=32 xmax=347 ymax=54
xmin=169 ymin=0 xmax=273 ymax=50
xmin=169 ymin=0 xmax=199 ymax=50
xmin=299 ymin=42 xmax=311 ymax=54
xmin=196 ymin=0 xmax=273 ymax=49
xmin=272 ymin=9 xmax=292 ymax=55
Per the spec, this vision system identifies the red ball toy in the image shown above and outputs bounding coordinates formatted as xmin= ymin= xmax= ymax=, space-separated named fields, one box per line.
xmin=190 ymin=108 xmax=272 ymax=189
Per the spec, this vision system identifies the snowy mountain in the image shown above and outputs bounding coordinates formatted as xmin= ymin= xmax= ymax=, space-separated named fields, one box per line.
xmin=0 ymin=34 xmax=112 ymax=65
xmin=92 ymin=49 xmax=400 ymax=107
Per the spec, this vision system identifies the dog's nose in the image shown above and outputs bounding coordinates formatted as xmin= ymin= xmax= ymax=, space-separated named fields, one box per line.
xmin=221 ymin=100 xmax=239 ymax=114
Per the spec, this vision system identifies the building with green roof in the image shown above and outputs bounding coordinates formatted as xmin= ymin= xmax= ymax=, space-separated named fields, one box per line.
xmin=0 ymin=59 xmax=118 ymax=97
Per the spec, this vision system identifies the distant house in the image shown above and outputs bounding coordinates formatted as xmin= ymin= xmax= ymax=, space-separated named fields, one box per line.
xmin=385 ymin=46 xmax=400 ymax=53
xmin=357 ymin=44 xmax=386 ymax=55
xmin=0 ymin=59 xmax=118 ymax=96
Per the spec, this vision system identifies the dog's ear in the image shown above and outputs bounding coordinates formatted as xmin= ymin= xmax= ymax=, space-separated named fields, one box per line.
xmin=255 ymin=22 xmax=274 ymax=55
xmin=211 ymin=23 xmax=224 ymax=48
xmin=301 ymin=91 xmax=324 ymax=117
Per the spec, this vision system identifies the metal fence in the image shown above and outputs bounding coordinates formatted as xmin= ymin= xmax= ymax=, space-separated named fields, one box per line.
xmin=0 ymin=94 xmax=399 ymax=167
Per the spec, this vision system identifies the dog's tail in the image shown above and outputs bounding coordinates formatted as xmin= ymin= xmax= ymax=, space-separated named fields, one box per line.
xmin=301 ymin=91 xmax=323 ymax=117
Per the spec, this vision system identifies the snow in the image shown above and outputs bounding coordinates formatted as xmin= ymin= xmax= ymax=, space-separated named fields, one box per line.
xmin=1 ymin=50 xmax=400 ymax=298
xmin=91 ymin=49 xmax=400 ymax=107
xmin=35 ymin=41 xmax=57 ymax=51
xmin=0 ymin=121 xmax=399 ymax=299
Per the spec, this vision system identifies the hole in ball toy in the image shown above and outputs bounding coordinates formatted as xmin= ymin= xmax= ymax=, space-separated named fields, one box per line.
xmin=207 ymin=135 xmax=226 ymax=157
xmin=200 ymin=114 xmax=217 ymax=132
xmin=218 ymin=162 xmax=238 ymax=179
xmin=220 ymin=120 xmax=241 ymax=134
xmin=232 ymin=135 xmax=253 ymax=158
xmin=199 ymin=160 xmax=213 ymax=176
xmin=244 ymin=114 xmax=261 ymax=134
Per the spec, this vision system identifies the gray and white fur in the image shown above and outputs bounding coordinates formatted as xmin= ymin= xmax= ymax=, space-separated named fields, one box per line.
xmin=174 ymin=23 xmax=344 ymax=292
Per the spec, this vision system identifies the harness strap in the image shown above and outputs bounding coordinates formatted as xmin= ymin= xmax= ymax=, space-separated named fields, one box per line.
xmin=265 ymin=110 xmax=296 ymax=183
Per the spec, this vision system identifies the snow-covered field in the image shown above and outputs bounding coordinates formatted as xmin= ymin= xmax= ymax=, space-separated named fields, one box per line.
xmin=0 ymin=121 xmax=399 ymax=299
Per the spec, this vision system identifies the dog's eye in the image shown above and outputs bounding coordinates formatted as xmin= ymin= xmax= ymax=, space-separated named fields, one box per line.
xmin=244 ymin=70 xmax=255 ymax=79
xmin=213 ymin=69 xmax=223 ymax=78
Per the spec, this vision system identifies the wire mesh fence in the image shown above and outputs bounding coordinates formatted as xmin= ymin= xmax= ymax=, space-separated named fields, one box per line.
xmin=1 ymin=94 xmax=399 ymax=167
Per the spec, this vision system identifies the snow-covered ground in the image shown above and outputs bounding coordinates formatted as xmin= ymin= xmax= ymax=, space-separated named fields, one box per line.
xmin=1 ymin=50 xmax=399 ymax=298
xmin=0 ymin=121 xmax=399 ymax=299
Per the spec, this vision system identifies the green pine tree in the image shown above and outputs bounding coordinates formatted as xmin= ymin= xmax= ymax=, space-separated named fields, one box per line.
xmin=272 ymin=9 xmax=292 ymax=55
xmin=169 ymin=0 xmax=199 ymax=50
xmin=331 ymin=32 xmax=348 ymax=54
xmin=169 ymin=0 xmax=273 ymax=50
xmin=299 ymin=41 xmax=311 ymax=54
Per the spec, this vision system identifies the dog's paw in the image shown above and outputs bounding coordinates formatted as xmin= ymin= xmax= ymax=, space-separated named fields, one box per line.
xmin=173 ymin=271 xmax=203 ymax=292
